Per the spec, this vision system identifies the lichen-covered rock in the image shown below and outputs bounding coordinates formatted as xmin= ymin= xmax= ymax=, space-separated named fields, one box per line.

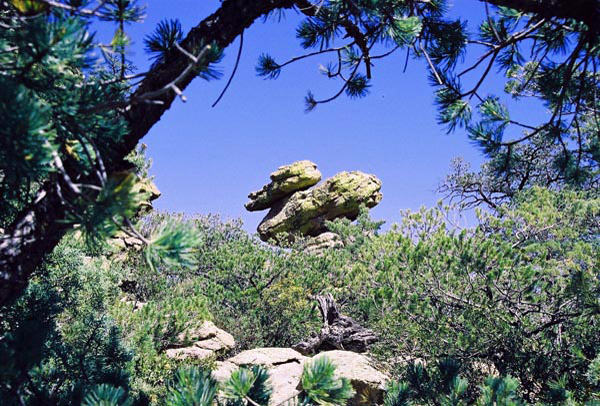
xmin=312 ymin=351 xmax=389 ymax=406
xmin=257 ymin=171 xmax=382 ymax=241
xmin=246 ymin=161 xmax=321 ymax=212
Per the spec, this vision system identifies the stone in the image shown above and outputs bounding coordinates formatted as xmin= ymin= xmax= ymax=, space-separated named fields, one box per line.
xmin=175 ymin=320 xmax=235 ymax=349
xmin=165 ymin=321 xmax=235 ymax=361
xmin=227 ymin=347 xmax=307 ymax=367
xmin=165 ymin=346 xmax=214 ymax=361
xmin=213 ymin=347 xmax=388 ymax=406
xmin=213 ymin=348 xmax=307 ymax=406
xmin=213 ymin=361 xmax=238 ymax=383
xmin=268 ymin=361 xmax=304 ymax=405
xmin=257 ymin=171 xmax=382 ymax=242
xmin=312 ymin=351 xmax=389 ymax=406
xmin=304 ymin=232 xmax=343 ymax=255
xmin=134 ymin=178 xmax=161 ymax=201
xmin=246 ymin=161 xmax=321 ymax=212
xmin=134 ymin=179 xmax=161 ymax=213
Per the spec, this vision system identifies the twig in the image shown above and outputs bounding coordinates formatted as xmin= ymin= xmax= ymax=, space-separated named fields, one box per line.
xmin=212 ymin=31 xmax=244 ymax=107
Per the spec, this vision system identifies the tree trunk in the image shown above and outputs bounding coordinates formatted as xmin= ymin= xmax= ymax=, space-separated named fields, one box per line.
xmin=293 ymin=294 xmax=377 ymax=355
xmin=484 ymin=0 xmax=600 ymax=32
xmin=0 ymin=0 xmax=298 ymax=308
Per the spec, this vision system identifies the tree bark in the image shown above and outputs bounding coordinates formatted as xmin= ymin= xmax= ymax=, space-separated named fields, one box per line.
xmin=293 ymin=294 xmax=377 ymax=355
xmin=0 ymin=0 xmax=298 ymax=308
xmin=484 ymin=0 xmax=600 ymax=32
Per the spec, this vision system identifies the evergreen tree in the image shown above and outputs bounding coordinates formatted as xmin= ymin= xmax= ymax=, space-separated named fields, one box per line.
xmin=1 ymin=0 xmax=600 ymax=307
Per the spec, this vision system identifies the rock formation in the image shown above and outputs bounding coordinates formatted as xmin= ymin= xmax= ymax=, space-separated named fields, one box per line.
xmin=160 ymin=320 xmax=387 ymax=406
xmin=303 ymin=232 xmax=343 ymax=255
xmin=246 ymin=161 xmax=382 ymax=243
xmin=165 ymin=320 xmax=235 ymax=361
xmin=214 ymin=348 xmax=388 ymax=406
xmin=246 ymin=160 xmax=322 ymax=212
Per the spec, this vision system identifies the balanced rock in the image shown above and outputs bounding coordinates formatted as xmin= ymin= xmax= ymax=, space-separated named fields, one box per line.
xmin=165 ymin=320 xmax=235 ymax=361
xmin=246 ymin=161 xmax=321 ymax=211
xmin=257 ymin=171 xmax=382 ymax=242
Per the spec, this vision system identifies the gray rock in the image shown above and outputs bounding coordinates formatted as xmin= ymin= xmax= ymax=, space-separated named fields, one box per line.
xmin=257 ymin=171 xmax=382 ymax=242
xmin=312 ymin=351 xmax=389 ymax=406
xmin=214 ymin=348 xmax=388 ymax=406
xmin=165 ymin=321 xmax=234 ymax=361
xmin=213 ymin=348 xmax=306 ymax=406
xmin=227 ymin=347 xmax=307 ymax=367
xmin=304 ymin=232 xmax=343 ymax=255
xmin=246 ymin=161 xmax=322 ymax=211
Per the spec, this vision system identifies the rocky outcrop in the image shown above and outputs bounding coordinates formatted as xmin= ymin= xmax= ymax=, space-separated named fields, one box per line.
xmin=214 ymin=347 xmax=388 ymax=406
xmin=246 ymin=161 xmax=321 ymax=211
xmin=246 ymin=161 xmax=382 ymax=243
xmin=303 ymin=232 xmax=344 ymax=255
xmin=165 ymin=320 xmax=235 ymax=361
xmin=110 ymin=178 xmax=161 ymax=250
xmin=258 ymin=171 xmax=382 ymax=241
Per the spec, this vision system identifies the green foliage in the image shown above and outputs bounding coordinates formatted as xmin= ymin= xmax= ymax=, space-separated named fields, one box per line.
xmin=144 ymin=19 xmax=184 ymax=64
xmin=111 ymin=285 xmax=211 ymax=400
xmin=256 ymin=54 xmax=281 ymax=79
xmin=224 ymin=365 xmax=272 ymax=406
xmin=82 ymin=384 xmax=132 ymax=406
xmin=71 ymin=173 xmax=146 ymax=249
xmin=144 ymin=218 xmax=201 ymax=273
xmin=258 ymin=0 xmax=600 ymax=188
xmin=165 ymin=366 xmax=218 ymax=406
xmin=0 ymin=240 xmax=131 ymax=406
xmin=300 ymin=357 xmax=355 ymax=406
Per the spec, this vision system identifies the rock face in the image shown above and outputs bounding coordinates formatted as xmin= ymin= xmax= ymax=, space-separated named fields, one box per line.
xmin=246 ymin=161 xmax=382 ymax=243
xmin=257 ymin=171 xmax=382 ymax=242
xmin=165 ymin=320 xmax=235 ymax=361
xmin=246 ymin=161 xmax=321 ymax=211
xmin=214 ymin=348 xmax=388 ymax=406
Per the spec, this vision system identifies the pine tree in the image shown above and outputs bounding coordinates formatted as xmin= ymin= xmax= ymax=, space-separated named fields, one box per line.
xmin=1 ymin=0 xmax=599 ymax=312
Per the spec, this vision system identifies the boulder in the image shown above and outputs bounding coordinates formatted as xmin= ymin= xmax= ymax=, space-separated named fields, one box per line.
xmin=165 ymin=346 xmax=214 ymax=360
xmin=227 ymin=347 xmax=307 ymax=367
xmin=246 ymin=161 xmax=321 ymax=212
xmin=257 ymin=171 xmax=382 ymax=242
xmin=165 ymin=321 xmax=235 ymax=361
xmin=213 ymin=348 xmax=307 ymax=406
xmin=312 ymin=351 xmax=389 ymax=406
xmin=213 ymin=348 xmax=388 ymax=406
xmin=304 ymin=232 xmax=343 ymax=255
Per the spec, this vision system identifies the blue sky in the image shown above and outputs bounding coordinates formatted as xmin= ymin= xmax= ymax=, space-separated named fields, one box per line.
xmin=101 ymin=1 xmax=539 ymax=232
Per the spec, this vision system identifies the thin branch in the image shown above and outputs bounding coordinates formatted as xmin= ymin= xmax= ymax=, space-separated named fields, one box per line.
xmin=212 ymin=31 xmax=244 ymax=107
